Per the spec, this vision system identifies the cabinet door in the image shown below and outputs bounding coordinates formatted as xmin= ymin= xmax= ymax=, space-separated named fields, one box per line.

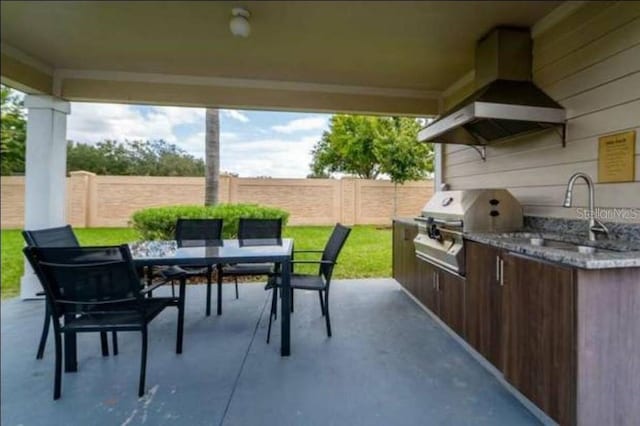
xmin=502 ymin=253 xmax=576 ymax=426
xmin=437 ymin=270 xmax=465 ymax=337
xmin=416 ymin=259 xmax=437 ymax=312
xmin=393 ymin=222 xmax=420 ymax=295
xmin=392 ymin=221 xmax=403 ymax=284
xmin=465 ymin=241 xmax=503 ymax=369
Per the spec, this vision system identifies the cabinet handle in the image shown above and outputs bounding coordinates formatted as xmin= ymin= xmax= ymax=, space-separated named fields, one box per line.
xmin=436 ymin=273 xmax=440 ymax=291
xmin=433 ymin=271 xmax=436 ymax=290
xmin=496 ymin=255 xmax=501 ymax=283
xmin=499 ymin=258 xmax=504 ymax=287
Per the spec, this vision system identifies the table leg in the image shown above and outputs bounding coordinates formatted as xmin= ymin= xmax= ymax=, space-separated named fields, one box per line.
xmin=280 ymin=258 xmax=291 ymax=356
xmin=176 ymin=276 xmax=186 ymax=354
xmin=217 ymin=265 xmax=222 ymax=316
xmin=64 ymin=314 xmax=78 ymax=372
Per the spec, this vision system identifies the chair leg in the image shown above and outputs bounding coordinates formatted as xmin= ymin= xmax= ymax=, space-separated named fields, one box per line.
xmin=318 ymin=290 xmax=325 ymax=316
xmin=100 ymin=332 xmax=109 ymax=356
xmin=324 ymin=290 xmax=332 ymax=337
xmin=112 ymin=332 xmax=119 ymax=355
xmin=267 ymin=289 xmax=277 ymax=344
xmin=146 ymin=268 xmax=154 ymax=298
xmin=290 ymin=289 xmax=294 ymax=313
xmin=235 ymin=277 xmax=239 ymax=299
xmin=37 ymin=303 xmax=50 ymax=359
xmin=53 ymin=330 xmax=62 ymax=400
xmin=217 ymin=265 xmax=223 ymax=316
xmin=272 ymin=287 xmax=278 ymax=320
xmin=207 ymin=265 xmax=214 ymax=316
xmin=206 ymin=280 xmax=212 ymax=317
xmin=138 ymin=326 xmax=148 ymax=398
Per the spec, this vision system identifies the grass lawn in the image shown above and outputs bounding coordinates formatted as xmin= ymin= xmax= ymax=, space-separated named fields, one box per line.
xmin=1 ymin=225 xmax=391 ymax=300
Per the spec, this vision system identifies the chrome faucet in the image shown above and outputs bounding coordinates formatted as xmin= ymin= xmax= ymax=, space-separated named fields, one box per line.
xmin=562 ymin=172 xmax=609 ymax=241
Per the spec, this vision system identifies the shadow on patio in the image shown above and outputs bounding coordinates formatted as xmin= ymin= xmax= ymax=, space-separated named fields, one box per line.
xmin=1 ymin=279 xmax=540 ymax=425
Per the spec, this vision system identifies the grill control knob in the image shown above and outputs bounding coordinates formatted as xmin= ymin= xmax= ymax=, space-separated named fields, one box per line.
xmin=442 ymin=197 xmax=454 ymax=207
xmin=428 ymin=224 xmax=442 ymax=242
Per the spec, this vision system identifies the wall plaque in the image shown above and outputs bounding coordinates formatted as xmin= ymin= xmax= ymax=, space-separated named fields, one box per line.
xmin=598 ymin=131 xmax=636 ymax=183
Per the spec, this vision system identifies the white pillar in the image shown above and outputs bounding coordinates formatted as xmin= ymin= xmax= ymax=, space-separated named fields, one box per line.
xmin=434 ymin=143 xmax=443 ymax=191
xmin=20 ymin=95 xmax=70 ymax=300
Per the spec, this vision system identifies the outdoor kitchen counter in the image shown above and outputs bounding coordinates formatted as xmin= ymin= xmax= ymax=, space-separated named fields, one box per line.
xmin=464 ymin=232 xmax=640 ymax=269
xmin=393 ymin=216 xmax=640 ymax=269
xmin=393 ymin=217 xmax=419 ymax=227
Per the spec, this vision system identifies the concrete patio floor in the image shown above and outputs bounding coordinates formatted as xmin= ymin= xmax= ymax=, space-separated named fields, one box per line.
xmin=1 ymin=279 xmax=541 ymax=426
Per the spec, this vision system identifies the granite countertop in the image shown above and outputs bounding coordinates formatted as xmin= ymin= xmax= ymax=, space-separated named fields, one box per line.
xmin=464 ymin=232 xmax=640 ymax=269
xmin=396 ymin=215 xmax=640 ymax=269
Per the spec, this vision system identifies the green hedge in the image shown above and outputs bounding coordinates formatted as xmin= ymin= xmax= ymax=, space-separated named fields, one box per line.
xmin=131 ymin=204 xmax=290 ymax=240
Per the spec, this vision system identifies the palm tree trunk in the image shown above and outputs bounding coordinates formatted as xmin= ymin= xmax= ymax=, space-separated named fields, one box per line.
xmin=205 ymin=108 xmax=220 ymax=206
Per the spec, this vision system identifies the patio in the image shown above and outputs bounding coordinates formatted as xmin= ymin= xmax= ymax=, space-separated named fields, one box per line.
xmin=1 ymin=279 xmax=540 ymax=425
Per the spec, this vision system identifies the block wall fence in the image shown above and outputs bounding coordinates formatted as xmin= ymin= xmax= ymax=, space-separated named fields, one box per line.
xmin=1 ymin=171 xmax=433 ymax=228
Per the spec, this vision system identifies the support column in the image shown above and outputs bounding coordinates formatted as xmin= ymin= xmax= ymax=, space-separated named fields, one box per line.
xmin=434 ymin=143 xmax=443 ymax=191
xmin=20 ymin=95 xmax=70 ymax=300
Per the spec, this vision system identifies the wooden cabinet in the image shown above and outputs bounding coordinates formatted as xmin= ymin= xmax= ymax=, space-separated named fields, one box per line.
xmin=465 ymin=241 xmax=503 ymax=369
xmin=416 ymin=258 xmax=437 ymax=312
xmin=502 ymin=252 xmax=576 ymax=426
xmin=392 ymin=220 xmax=420 ymax=294
xmin=392 ymin=221 xmax=463 ymax=331
xmin=393 ymin=227 xmax=640 ymax=425
xmin=436 ymin=269 xmax=465 ymax=336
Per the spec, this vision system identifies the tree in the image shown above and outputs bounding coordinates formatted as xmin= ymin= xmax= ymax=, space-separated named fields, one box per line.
xmin=376 ymin=117 xmax=433 ymax=216
xmin=310 ymin=114 xmax=433 ymax=217
xmin=66 ymin=139 xmax=205 ymax=176
xmin=204 ymin=108 xmax=220 ymax=206
xmin=310 ymin=115 xmax=382 ymax=179
xmin=310 ymin=114 xmax=432 ymax=178
xmin=0 ymin=85 xmax=27 ymax=175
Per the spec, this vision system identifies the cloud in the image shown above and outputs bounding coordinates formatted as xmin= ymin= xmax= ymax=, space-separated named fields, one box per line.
xmin=272 ymin=116 xmax=328 ymax=134
xmin=221 ymin=132 xmax=239 ymax=141
xmin=66 ymin=102 xmax=324 ymax=177
xmin=221 ymin=135 xmax=319 ymax=178
xmin=67 ymin=103 xmax=204 ymax=146
xmin=179 ymin=131 xmax=206 ymax=158
xmin=222 ymin=109 xmax=249 ymax=123
xmin=179 ymin=131 xmax=241 ymax=159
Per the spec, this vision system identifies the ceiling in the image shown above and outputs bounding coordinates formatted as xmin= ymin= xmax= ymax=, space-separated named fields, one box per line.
xmin=1 ymin=1 xmax=561 ymax=93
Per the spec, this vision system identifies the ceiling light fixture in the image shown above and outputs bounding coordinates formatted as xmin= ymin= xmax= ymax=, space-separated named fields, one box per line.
xmin=229 ymin=8 xmax=251 ymax=38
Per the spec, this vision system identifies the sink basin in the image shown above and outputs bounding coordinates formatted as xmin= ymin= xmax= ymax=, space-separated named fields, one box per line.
xmin=528 ymin=238 xmax=616 ymax=254
xmin=492 ymin=232 xmax=636 ymax=254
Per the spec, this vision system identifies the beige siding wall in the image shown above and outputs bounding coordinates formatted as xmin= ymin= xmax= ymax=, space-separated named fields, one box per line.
xmin=442 ymin=2 xmax=640 ymax=223
xmin=0 ymin=173 xmax=433 ymax=228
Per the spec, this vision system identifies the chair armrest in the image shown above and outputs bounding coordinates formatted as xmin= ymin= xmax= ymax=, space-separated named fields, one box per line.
xmin=293 ymin=250 xmax=324 ymax=254
xmin=140 ymin=279 xmax=168 ymax=295
xmin=291 ymin=259 xmax=335 ymax=265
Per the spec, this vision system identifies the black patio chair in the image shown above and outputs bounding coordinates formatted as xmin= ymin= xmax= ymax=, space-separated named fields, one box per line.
xmin=23 ymin=244 xmax=179 ymax=399
xmin=157 ymin=218 xmax=223 ymax=316
xmin=23 ymin=225 xmax=117 ymax=359
xmin=266 ymin=223 xmax=351 ymax=343
xmin=218 ymin=218 xmax=283 ymax=300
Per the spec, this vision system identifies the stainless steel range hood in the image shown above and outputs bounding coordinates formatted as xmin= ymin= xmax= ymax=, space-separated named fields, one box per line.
xmin=419 ymin=27 xmax=565 ymax=146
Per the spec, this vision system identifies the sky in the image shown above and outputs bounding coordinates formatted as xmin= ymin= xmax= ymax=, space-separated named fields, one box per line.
xmin=66 ymin=102 xmax=331 ymax=178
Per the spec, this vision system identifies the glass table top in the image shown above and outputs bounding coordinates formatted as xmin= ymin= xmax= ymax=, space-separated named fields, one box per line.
xmin=129 ymin=238 xmax=293 ymax=265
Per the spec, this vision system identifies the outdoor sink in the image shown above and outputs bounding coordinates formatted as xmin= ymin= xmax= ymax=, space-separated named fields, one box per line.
xmin=528 ymin=238 xmax=616 ymax=254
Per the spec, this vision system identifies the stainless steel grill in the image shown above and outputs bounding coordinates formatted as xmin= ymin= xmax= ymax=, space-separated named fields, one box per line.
xmin=414 ymin=189 xmax=523 ymax=276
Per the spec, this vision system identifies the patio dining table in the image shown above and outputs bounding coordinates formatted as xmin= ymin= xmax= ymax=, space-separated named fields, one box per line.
xmin=62 ymin=238 xmax=293 ymax=373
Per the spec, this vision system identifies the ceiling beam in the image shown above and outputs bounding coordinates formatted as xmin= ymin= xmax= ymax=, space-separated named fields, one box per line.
xmin=61 ymin=76 xmax=439 ymax=116
xmin=0 ymin=43 xmax=53 ymax=94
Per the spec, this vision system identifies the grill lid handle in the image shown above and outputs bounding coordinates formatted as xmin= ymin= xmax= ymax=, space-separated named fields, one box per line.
xmin=415 ymin=217 xmax=463 ymax=228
